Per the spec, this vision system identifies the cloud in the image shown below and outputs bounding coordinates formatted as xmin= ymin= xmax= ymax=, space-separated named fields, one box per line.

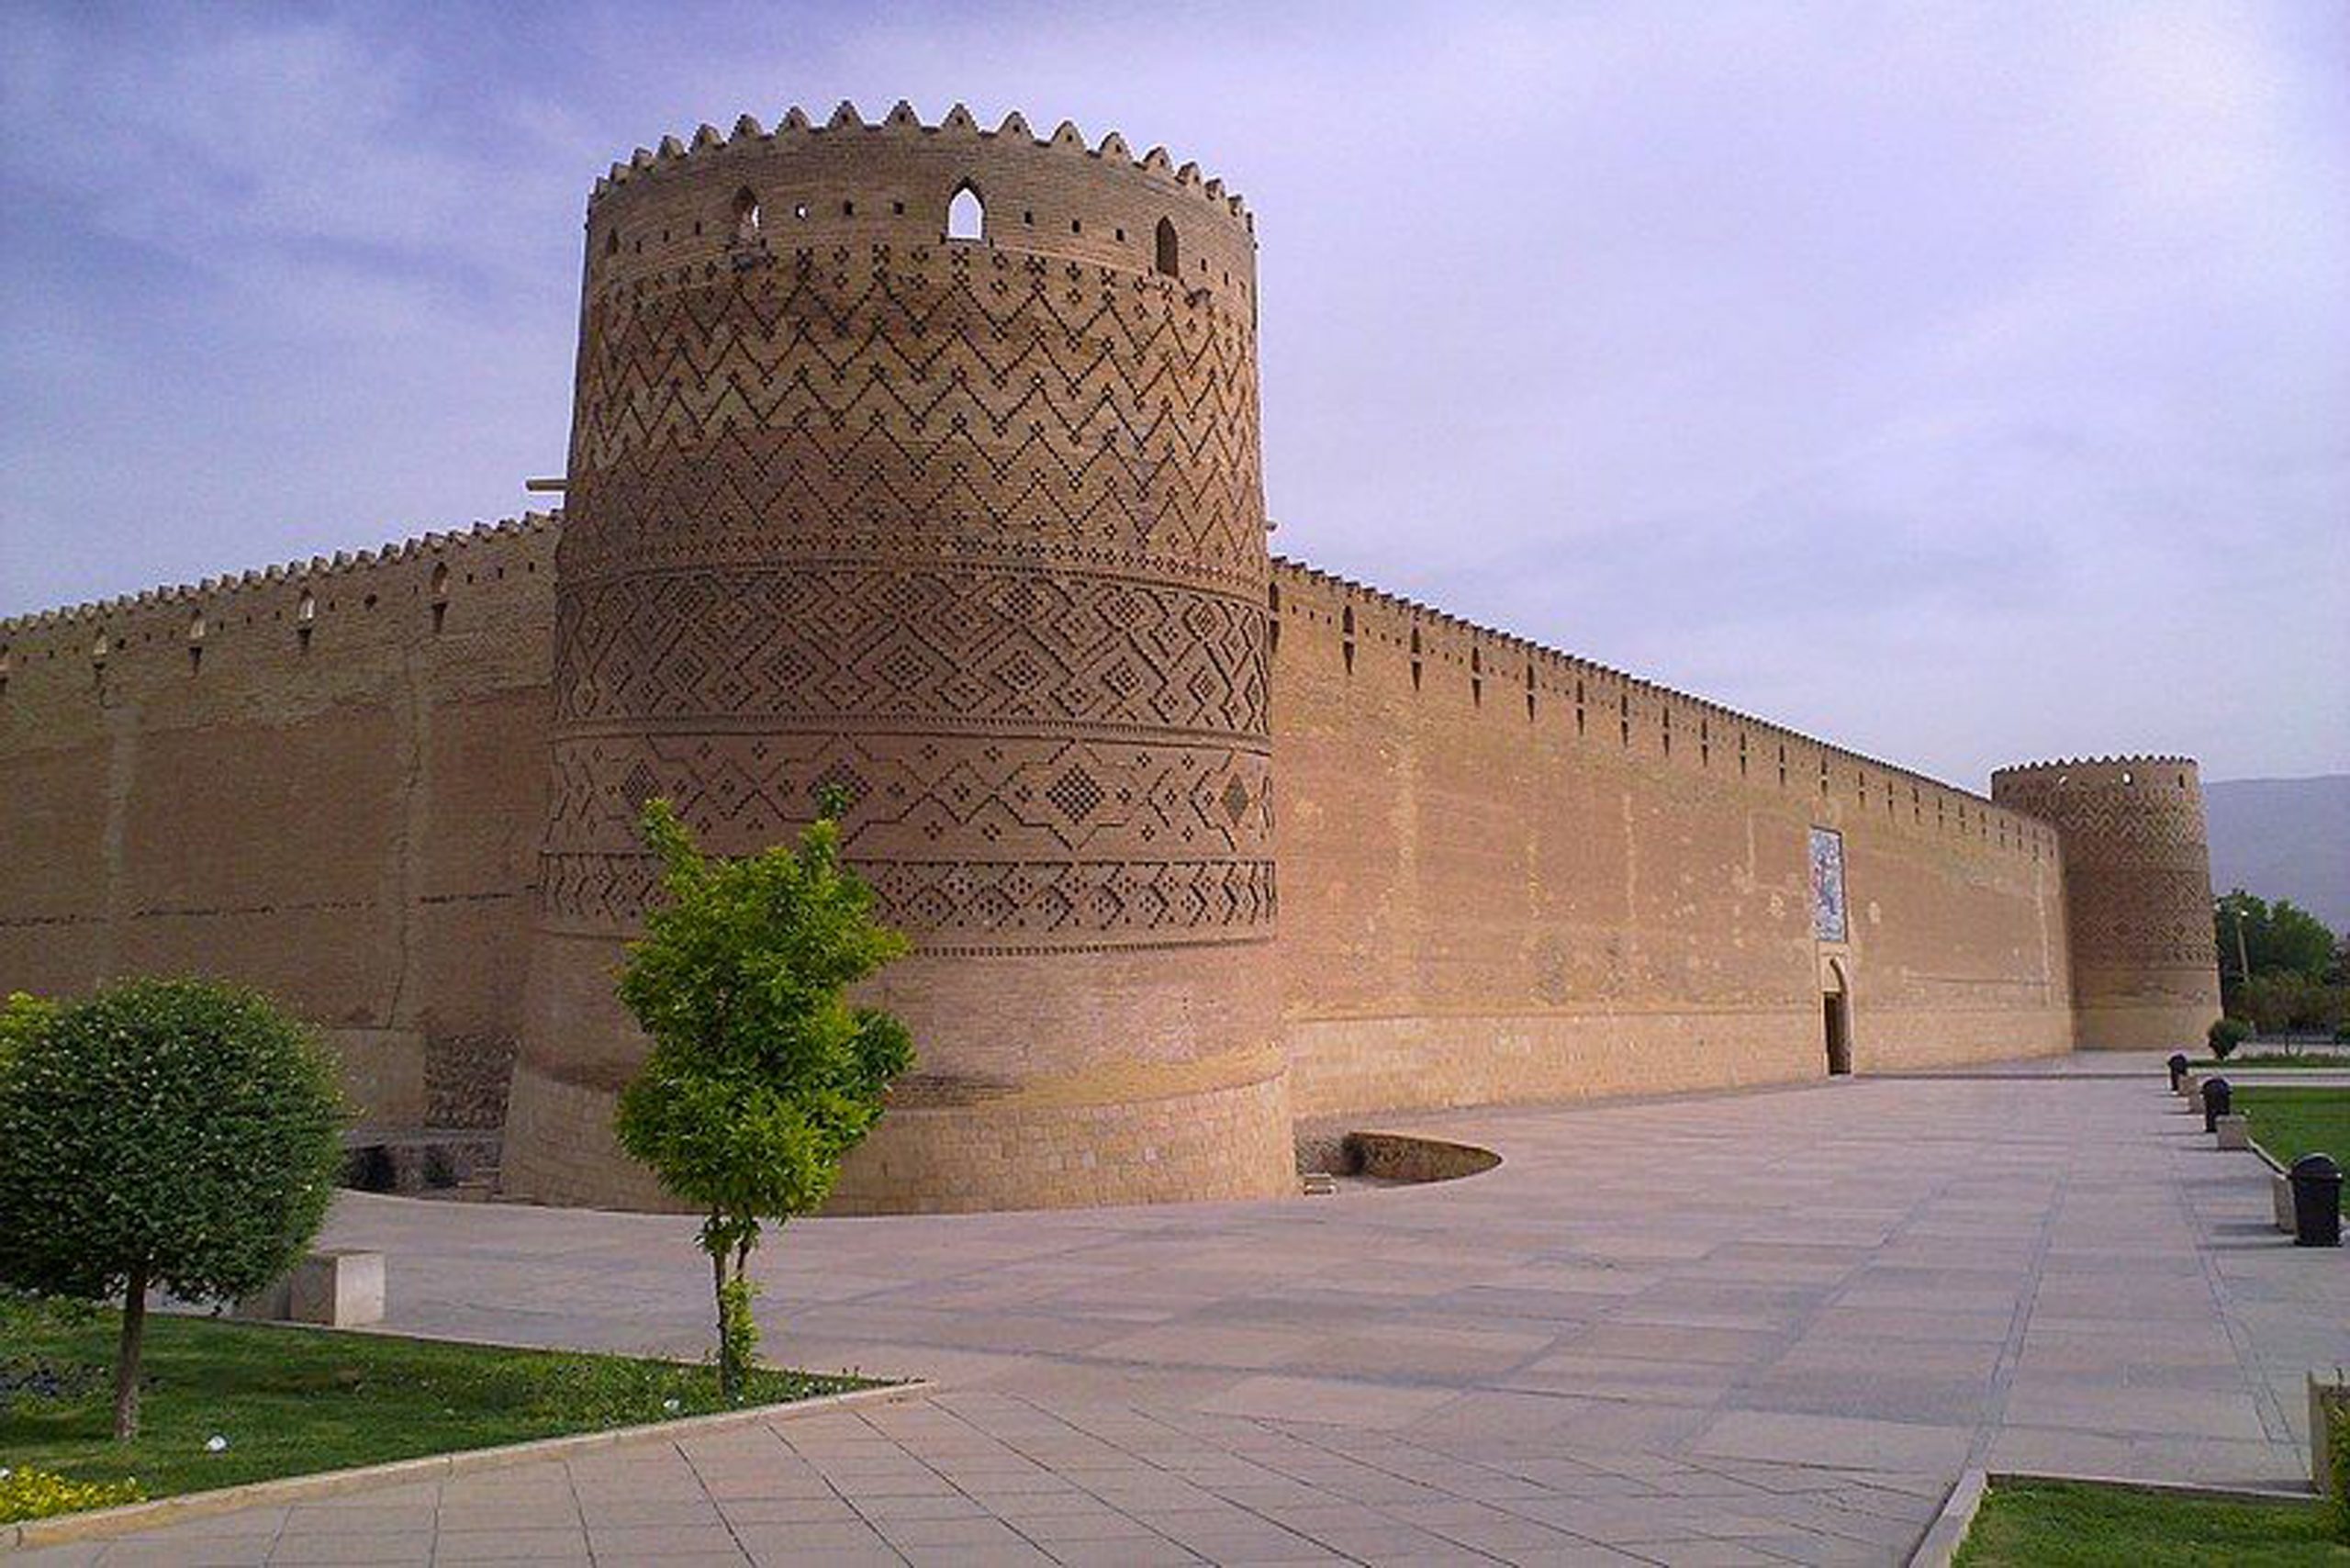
xmin=1 ymin=0 xmax=2343 ymax=783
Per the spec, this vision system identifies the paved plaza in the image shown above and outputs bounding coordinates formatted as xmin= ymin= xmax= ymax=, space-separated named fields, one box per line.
xmin=16 ymin=1060 xmax=2347 ymax=1565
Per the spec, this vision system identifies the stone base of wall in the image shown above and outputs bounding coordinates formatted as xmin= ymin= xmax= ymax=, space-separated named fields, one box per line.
xmin=498 ymin=1061 xmax=688 ymax=1213
xmin=1284 ymin=1009 xmax=1817 ymax=1122
xmin=1283 ymin=1003 xmax=2074 ymax=1122
xmin=425 ymin=1033 xmax=518 ymax=1129
xmin=498 ymin=1058 xmax=1299 ymax=1215
xmin=322 ymin=1027 xmax=427 ymax=1126
xmin=1858 ymin=1006 xmax=2075 ymax=1069
xmin=2074 ymin=1000 xmax=2224 ymax=1051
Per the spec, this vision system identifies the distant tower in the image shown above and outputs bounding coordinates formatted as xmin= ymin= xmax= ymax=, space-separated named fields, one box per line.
xmin=499 ymin=103 xmax=1292 ymax=1211
xmin=1992 ymin=756 xmax=2222 ymax=1049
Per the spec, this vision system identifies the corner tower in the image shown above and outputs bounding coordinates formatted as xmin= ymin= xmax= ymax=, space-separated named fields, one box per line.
xmin=500 ymin=102 xmax=1292 ymax=1212
xmin=1991 ymin=756 xmax=2221 ymax=1049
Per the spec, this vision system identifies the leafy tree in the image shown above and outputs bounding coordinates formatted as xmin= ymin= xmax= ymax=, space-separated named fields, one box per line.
xmin=613 ymin=796 xmax=914 ymax=1401
xmin=2235 ymin=972 xmax=2349 ymax=1036
xmin=2213 ymin=890 xmax=2340 ymax=987
xmin=0 ymin=980 xmax=346 ymax=1438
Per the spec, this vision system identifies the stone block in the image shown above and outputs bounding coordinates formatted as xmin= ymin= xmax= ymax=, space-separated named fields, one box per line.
xmin=290 ymin=1249 xmax=385 ymax=1326
xmin=2215 ymin=1114 xmax=2250 ymax=1150
xmin=236 ymin=1249 xmax=384 ymax=1327
xmin=2312 ymin=1373 xmax=2347 ymax=1497
xmin=2275 ymin=1170 xmax=2299 ymax=1233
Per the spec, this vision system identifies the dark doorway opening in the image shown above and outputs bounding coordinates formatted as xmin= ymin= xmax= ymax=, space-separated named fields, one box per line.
xmin=1822 ymin=988 xmax=1852 ymax=1076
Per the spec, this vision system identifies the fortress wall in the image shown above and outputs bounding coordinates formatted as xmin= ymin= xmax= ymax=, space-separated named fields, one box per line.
xmin=3 ymin=519 xmax=2083 ymax=1174
xmin=0 ymin=521 xmax=556 ymax=1125
xmin=1269 ymin=562 xmax=2073 ymax=1121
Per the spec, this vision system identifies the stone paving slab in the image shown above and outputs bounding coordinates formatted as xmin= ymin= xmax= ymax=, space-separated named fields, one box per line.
xmin=8 ymin=1394 xmax=1949 ymax=1566
xmin=18 ymin=1066 xmax=2348 ymax=1563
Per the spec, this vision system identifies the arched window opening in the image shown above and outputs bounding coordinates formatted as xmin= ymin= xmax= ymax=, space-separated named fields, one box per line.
xmin=1155 ymin=217 xmax=1180 ymax=277
xmin=733 ymin=188 xmax=761 ymax=241
xmin=946 ymin=182 xmax=984 ymax=241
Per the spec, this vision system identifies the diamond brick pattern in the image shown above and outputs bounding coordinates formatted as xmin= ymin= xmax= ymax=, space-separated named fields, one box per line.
xmin=535 ymin=238 xmax=1273 ymax=948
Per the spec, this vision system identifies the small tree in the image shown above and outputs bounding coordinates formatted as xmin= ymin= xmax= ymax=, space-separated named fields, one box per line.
xmin=613 ymin=796 xmax=913 ymax=1400
xmin=0 ymin=980 xmax=346 ymax=1438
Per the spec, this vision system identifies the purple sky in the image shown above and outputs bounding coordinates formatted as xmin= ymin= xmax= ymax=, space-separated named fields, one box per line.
xmin=3 ymin=1 xmax=2344 ymax=787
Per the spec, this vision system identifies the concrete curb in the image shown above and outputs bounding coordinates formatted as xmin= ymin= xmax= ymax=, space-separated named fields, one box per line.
xmin=1906 ymin=1466 xmax=2324 ymax=1566
xmin=1907 ymin=1467 xmax=1985 ymax=1568
xmin=1 ymin=1378 xmax=929 ymax=1554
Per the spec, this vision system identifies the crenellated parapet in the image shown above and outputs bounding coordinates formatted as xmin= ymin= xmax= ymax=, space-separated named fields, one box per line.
xmin=0 ymin=515 xmax=557 ymax=711
xmin=0 ymin=513 xmax=555 ymax=635
xmin=1273 ymin=557 xmax=2062 ymax=863
xmin=578 ymin=101 xmax=1256 ymax=318
xmin=1992 ymin=755 xmax=2221 ymax=1047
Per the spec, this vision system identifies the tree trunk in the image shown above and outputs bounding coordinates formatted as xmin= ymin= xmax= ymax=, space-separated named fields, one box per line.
xmin=709 ymin=1215 xmax=731 ymax=1401
xmin=113 ymin=1261 xmax=148 ymax=1440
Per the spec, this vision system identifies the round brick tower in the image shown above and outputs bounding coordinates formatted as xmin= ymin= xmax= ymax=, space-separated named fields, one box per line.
xmin=1991 ymin=756 xmax=2222 ymax=1049
xmin=499 ymin=103 xmax=1293 ymax=1212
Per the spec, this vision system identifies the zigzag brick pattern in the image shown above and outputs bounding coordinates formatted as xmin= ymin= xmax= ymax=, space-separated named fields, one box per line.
xmin=539 ymin=244 xmax=1272 ymax=940
xmin=1993 ymin=756 xmax=2222 ymax=1047
xmin=503 ymin=108 xmax=1296 ymax=1211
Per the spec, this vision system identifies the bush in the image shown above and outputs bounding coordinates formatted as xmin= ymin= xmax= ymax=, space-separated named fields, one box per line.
xmin=0 ymin=991 xmax=51 ymax=1074
xmin=2208 ymin=1017 xmax=2253 ymax=1059
xmin=0 ymin=1464 xmax=144 ymax=1525
xmin=0 ymin=980 xmax=346 ymax=1438
xmin=2335 ymin=1022 xmax=2350 ymax=1046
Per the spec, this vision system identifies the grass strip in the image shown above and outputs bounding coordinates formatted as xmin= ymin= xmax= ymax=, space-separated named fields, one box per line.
xmin=1953 ymin=1477 xmax=2344 ymax=1565
xmin=1 ymin=1293 xmax=870 ymax=1512
xmin=2233 ymin=1087 xmax=2350 ymax=1213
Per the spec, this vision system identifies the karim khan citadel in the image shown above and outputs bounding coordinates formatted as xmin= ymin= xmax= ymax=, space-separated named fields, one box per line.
xmin=0 ymin=105 xmax=2222 ymax=1215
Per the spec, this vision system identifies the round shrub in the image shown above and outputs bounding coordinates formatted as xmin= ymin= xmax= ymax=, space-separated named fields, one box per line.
xmin=0 ymin=979 xmax=346 ymax=1436
xmin=2207 ymin=1016 xmax=2253 ymax=1059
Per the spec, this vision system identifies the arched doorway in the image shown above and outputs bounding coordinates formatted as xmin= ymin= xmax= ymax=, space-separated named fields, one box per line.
xmin=1822 ymin=959 xmax=1853 ymax=1076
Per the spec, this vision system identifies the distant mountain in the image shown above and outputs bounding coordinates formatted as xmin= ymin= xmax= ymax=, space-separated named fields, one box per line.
xmin=2205 ymin=775 xmax=2350 ymax=934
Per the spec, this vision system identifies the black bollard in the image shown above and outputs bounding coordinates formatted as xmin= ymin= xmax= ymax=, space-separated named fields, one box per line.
xmin=2201 ymin=1076 xmax=2232 ymax=1133
xmin=2168 ymin=1052 xmax=2189 ymax=1092
xmin=2289 ymin=1154 xmax=2342 ymax=1248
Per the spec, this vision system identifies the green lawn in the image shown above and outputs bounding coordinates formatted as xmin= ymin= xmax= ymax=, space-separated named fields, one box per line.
xmin=1 ymin=1293 xmax=870 ymax=1513
xmin=2228 ymin=1054 xmax=2350 ymax=1070
xmin=1954 ymin=1478 xmax=2346 ymax=1566
xmin=2234 ymin=1087 xmax=2350 ymax=1212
